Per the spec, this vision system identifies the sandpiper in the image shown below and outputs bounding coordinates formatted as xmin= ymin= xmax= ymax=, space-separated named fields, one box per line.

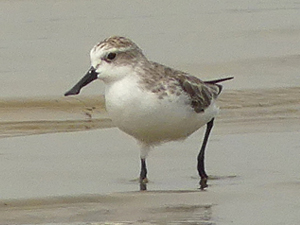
xmin=65 ymin=36 xmax=233 ymax=190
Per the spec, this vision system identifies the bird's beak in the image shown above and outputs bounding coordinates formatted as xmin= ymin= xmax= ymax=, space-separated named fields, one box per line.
xmin=64 ymin=67 xmax=98 ymax=96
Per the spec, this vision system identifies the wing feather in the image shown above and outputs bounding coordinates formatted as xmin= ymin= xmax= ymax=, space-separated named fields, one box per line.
xmin=177 ymin=75 xmax=228 ymax=113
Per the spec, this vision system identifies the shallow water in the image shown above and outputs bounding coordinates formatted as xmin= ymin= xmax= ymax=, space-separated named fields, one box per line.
xmin=0 ymin=130 xmax=300 ymax=224
xmin=1 ymin=0 xmax=300 ymax=224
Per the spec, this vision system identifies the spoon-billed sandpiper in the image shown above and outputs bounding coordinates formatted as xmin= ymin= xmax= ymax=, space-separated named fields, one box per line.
xmin=65 ymin=36 xmax=233 ymax=190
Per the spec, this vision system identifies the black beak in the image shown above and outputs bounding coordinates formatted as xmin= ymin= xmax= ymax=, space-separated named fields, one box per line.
xmin=64 ymin=67 xmax=98 ymax=96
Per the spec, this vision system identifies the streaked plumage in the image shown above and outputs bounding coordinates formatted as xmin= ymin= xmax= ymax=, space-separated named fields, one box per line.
xmin=65 ymin=36 xmax=233 ymax=190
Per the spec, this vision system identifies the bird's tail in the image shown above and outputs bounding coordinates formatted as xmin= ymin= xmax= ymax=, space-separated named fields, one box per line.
xmin=204 ymin=76 xmax=234 ymax=94
xmin=204 ymin=76 xmax=234 ymax=84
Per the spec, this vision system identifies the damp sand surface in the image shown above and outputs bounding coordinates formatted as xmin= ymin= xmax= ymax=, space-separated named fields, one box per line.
xmin=1 ymin=0 xmax=300 ymax=224
xmin=0 ymin=88 xmax=299 ymax=225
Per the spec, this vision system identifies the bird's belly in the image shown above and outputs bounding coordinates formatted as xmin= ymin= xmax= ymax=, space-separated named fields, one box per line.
xmin=106 ymin=85 xmax=218 ymax=145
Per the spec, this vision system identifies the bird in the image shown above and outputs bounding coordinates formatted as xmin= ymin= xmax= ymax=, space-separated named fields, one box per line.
xmin=65 ymin=36 xmax=233 ymax=191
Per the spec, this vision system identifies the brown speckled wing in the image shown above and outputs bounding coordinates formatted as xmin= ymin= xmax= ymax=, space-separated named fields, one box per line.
xmin=177 ymin=75 xmax=221 ymax=113
xmin=140 ymin=62 xmax=232 ymax=113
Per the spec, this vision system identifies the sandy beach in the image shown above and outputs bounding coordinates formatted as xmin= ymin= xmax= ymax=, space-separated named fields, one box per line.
xmin=1 ymin=1 xmax=300 ymax=224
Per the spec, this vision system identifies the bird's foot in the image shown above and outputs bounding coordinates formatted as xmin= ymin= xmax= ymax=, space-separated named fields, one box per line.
xmin=140 ymin=178 xmax=148 ymax=191
xmin=199 ymin=177 xmax=208 ymax=190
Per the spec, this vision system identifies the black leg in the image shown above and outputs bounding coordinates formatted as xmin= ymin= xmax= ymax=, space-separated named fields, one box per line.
xmin=140 ymin=158 xmax=148 ymax=191
xmin=197 ymin=118 xmax=214 ymax=190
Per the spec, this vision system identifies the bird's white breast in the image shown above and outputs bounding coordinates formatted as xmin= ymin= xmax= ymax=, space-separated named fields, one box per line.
xmin=104 ymin=74 xmax=218 ymax=145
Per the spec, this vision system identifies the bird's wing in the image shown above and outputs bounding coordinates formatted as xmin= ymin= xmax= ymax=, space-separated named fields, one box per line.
xmin=148 ymin=62 xmax=233 ymax=113
xmin=177 ymin=75 xmax=233 ymax=113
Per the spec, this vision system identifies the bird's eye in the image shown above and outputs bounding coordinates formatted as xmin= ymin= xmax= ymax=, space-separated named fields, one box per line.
xmin=106 ymin=52 xmax=117 ymax=61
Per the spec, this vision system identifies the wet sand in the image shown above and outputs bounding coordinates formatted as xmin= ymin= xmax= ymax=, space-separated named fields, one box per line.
xmin=0 ymin=123 xmax=299 ymax=225
xmin=1 ymin=87 xmax=299 ymax=138
xmin=0 ymin=89 xmax=299 ymax=225
xmin=1 ymin=0 xmax=300 ymax=224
